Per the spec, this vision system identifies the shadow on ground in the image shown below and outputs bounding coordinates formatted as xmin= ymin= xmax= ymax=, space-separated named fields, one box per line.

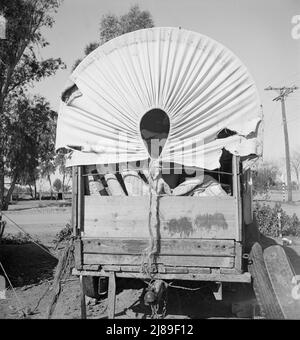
xmin=0 ymin=243 xmax=57 ymax=287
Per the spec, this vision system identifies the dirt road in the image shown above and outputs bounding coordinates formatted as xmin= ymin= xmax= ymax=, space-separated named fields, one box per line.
xmin=2 ymin=203 xmax=71 ymax=246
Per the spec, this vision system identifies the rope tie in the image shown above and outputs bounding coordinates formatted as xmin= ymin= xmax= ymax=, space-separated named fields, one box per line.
xmin=140 ymin=159 xmax=162 ymax=278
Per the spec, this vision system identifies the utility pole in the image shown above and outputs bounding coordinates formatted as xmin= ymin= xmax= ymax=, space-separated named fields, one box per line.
xmin=0 ymin=12 xmax=6 ymax=212
xmin=0 ymin=12 xmax=7 ymax=39
xmin=0 ymin=11 xmax=6 ymax=299
xmin=265 ymin=85 xmax=298 ymax=202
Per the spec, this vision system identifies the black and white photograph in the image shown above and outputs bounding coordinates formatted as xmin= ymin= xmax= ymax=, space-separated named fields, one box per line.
xmin=0 ymin=0 xmax=300 ymax=324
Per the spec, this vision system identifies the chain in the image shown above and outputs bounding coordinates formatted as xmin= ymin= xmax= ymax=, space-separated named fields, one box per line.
xmin=150 ymin=303 xmax=159 ymax=319
xmin=148 ymin=284 xmax=168 ymax=319
xmin=162 ymin=289 xmax=168 ymax=319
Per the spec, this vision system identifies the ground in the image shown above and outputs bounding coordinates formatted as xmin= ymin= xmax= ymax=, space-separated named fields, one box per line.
xmin=0 ymin=192 xmax=300 ymax=319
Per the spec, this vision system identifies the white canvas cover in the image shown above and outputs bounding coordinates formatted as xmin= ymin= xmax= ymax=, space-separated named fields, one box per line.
xmin=55 ymin=27 xmax=262 ymax=169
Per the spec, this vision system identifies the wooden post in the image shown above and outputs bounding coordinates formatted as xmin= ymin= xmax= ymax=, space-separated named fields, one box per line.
xmin=107 ymin=272 xmax=116 ymax=319
xmin=232 ymin=155 xmax=243 ymax=272
xmin=80 ymin=275 xmax=87 ymax=319
xmin=77 ymin=166 xmax=84 ymax=234
xmin=0 ymin=13 xmax=7 ymax=40
xmin=72 ymin=166 xmax=78 ymax=236
xmin=213 ymin=282 xmax=222 ymax=301
xmin=232 ymin=155 xmax=242 ymax=242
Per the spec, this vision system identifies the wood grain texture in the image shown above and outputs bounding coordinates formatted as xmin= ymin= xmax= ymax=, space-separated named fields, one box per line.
xmin=83 ymin=253 xmax=234 ymax=268
xmin=107 ymin=272 xmax=116 ymax=319
xmin=83 ymin=196 xmax=238 ymax=239
xmin=73 ymin=268 xmax=251 ymax=283
xmin=81 ymin=238 xmax=235 ymax=256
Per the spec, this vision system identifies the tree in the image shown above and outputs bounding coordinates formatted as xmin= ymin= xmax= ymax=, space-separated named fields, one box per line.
xmin=291 ymin=150 xmax=300 ymax=190
xmin=252 ymin=162 xmax=280 ymax=198
xmin=53 ymin=178 xmax=62 ymax=193
xmin=39 ymin=159 xmax=56 ymax=199
xmin=0 ymin=0 xmax=64 ymax=209
xmin=100 ymin=5 xmax=154 ymax=44
xmin=54 ymin=152 xmax=71 ymax=195
xmin=1 ymin=95 xmax=57 ymax=209
xmin=72 ymin=5 xmax=154 ymax=70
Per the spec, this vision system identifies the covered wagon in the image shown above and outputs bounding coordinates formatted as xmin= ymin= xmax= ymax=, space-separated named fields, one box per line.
xmin=55 ymin=27 xmax=288 ymax=319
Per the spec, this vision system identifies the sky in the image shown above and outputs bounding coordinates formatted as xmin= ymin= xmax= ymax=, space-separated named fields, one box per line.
xmin=31 ymin=0 xmax=300 ymax=165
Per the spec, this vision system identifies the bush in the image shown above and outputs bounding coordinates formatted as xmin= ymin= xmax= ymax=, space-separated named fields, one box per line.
xmin=252 ymin=164 xmax=279 ymax=198
xmin=53 ymin=178 xmax=62 ymax=193
xmin=253 ymin=202 xmax=300 ymax=237
xmin=53 ymin=223 xmax=73 ymax=245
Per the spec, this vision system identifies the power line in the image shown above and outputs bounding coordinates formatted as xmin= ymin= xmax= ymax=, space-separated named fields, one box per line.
xmin=265 ymin=85 xmax=298 ymax=202
xmin=270 ymin=71 xmax=300 ymax=88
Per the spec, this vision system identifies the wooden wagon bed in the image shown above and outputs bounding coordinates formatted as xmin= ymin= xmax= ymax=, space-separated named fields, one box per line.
xmin=72 ymin=156 xmax=251 ymax=284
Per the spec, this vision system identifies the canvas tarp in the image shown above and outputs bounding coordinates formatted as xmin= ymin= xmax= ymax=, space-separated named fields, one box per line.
xmin=55 ymin=27 xmax=262 ymax=169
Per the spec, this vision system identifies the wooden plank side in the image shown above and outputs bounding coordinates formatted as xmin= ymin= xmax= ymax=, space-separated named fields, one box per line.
xmin=83 ymin=253 xmax=235 ymax=268
xmin=83 ymin=196 xmax=238 ymax=239
xmin=82 ymin=238 xmax=235 ymax=256
xmin=73 ymin=268 xmax=251 ymax=283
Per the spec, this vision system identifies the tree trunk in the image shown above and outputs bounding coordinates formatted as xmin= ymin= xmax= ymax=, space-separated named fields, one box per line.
xmin=48 ymin=174 xmax=53 ymax=200
xmin=28 ymin=184 xmax=33 ymax=199
xmin=38 ymin=177 xmax=42 ymax=201
xmin=62 ymin=173 xmax=66 ymax=200
xmin=34 ymin=181 xmax=37 ymax=200
xmin=3 ymin=177 xmax=17 ymax=211
xmin=0 ymin=158 xmax=5 ymax=211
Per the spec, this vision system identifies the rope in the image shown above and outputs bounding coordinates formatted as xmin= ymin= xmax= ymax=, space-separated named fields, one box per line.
xmin=140 ymin=160 xmax=161 ymax=279
xmin=1 ymin=212 xmax=57 ymax=259
xmin=168 ymin=283 xmax=210 ymax=291
xmin=140 ymin=184 xmax=156 ymax=279
xmin=143 ymin=279 xmax=211 ymax=292
xmin=0 ymin=260 xmax=26 ymax=317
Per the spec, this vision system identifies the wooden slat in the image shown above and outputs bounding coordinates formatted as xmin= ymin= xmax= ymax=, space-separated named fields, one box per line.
xmin=83 ymin=253 xmax=234 ymax=268
xmin=234 ymin=241 xmax=243 ymax=272
xmin=101 ymin=265 xmax=211 ymax=274
xmin=83 ymin=196 xmax=238 ymax=239
xmin=107 ymin=272 xmax=116 ymax=319
xmin=232 ymin=155 xmax=242 ymax=242
xmin=81 ymin=238 xmax=235 ymax=256
xmin=79 ymin=275 xmax=86 ymax=319
xmin=74 ymin=239 xmax=82 ymax=269
xmin=73 ymin=268 xmax=251 ymax=283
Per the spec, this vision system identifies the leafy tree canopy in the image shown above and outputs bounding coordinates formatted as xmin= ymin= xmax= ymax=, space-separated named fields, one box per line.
xmin=72 ymin=4 xmax=154 ymax=70
xmin=0 ymin=0 xmax=64 ymax=209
